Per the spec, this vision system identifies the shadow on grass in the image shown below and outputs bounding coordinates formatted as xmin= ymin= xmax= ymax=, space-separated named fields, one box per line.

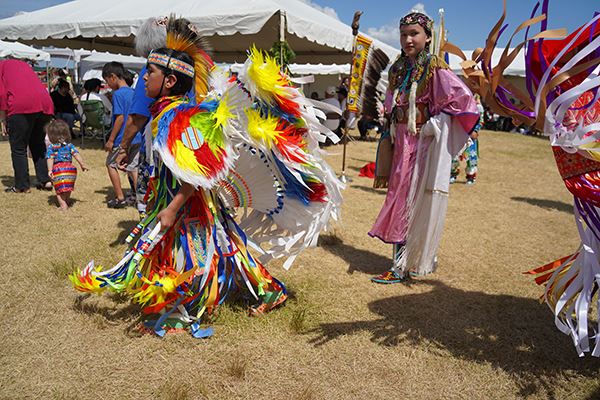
xmin=352 ymin=184 xmax=386 ymax=196
xmin=73 ymin=294 xmax=140 ymax=321
xmin=46 ymin=195 xmax=82 ymax=208
xmin=319 ymin=236 xmax=390 ymax=275
xmin=73 ymin=294 xmax=144 ymax=336
xmin=0 ymin=175 xmax=13 ymax=187
xmin=95 ymin=186 xmax=117 ymax=202
xmin=0 ymin=174 xmax=47 ymax=188
xmin=350 ymin=156 xmax=375 ymax=164
xmin=109 ymin=219 xmax=139 ymax=247
xmin=511 ymin=196 xmax=573 ymax=214
xmin=346 ymin=166 xmax=361 ymax=174
xmin=309 ymin=280 xmax=600 ymax=398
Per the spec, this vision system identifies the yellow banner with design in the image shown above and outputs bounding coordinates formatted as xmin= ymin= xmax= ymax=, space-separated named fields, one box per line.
xmin=347 ymin=34 xmax=373 ymax=113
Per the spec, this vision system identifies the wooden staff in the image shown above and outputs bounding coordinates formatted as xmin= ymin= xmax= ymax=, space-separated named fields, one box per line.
xmin=339 ymin=11 xmax=363 ymax=183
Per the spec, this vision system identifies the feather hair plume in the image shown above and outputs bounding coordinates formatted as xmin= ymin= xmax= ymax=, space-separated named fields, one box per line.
xmin=166 ymin=16 xmax=214 ymax=103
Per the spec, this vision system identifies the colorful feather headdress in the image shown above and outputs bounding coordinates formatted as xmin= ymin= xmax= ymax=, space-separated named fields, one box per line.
xmin=147 ymin=15 xmax=214 ymax=103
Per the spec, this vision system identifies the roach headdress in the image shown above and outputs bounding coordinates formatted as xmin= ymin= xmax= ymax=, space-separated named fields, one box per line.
xmin=147 ymin=15 xmax=213 ymax=103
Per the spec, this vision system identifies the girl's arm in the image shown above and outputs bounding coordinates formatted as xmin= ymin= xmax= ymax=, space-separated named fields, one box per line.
xmin=47 ymin=158 xmax=54 ymax=178
xmin=156 ymin=182 xmax=196 ymax=230
xmin=73 ymin=153 xmax=89 ymax=171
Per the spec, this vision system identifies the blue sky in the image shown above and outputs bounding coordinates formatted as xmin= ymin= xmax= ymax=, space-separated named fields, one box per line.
xmin=1 ymin=0 xmax=599 ymax=49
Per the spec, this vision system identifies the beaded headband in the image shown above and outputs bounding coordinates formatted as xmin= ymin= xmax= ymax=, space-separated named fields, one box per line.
xmin=148 ymin=50 xmax=195 ymax=78
xmin=399 ymin=12 xmax=433 ymax=35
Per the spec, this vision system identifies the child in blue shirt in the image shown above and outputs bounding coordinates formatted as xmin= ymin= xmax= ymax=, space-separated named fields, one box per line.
xmin=102 ymin=61 xmax=142 ymax=208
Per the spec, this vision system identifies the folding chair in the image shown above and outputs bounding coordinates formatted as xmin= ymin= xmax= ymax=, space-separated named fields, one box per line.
xmin=80 ymin=100 xmax=109 ymax=145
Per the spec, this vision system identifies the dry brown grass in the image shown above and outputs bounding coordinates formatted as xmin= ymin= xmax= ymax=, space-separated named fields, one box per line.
xmin=1 ymin=132 xmax=600 ymax=400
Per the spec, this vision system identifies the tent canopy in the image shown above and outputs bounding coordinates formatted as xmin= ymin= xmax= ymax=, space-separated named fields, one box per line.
xmin=42 ymin=47 xmax=92 ymax=62
xmin=0 ymin=0 xmax=400 ymax=64
xmin=80 ymin=51 xmax=146 ymax=76
xmin=0 ymin=39 xmax=50 ymax=61
xmin=225 ymin=62 xmax=351 ymax=76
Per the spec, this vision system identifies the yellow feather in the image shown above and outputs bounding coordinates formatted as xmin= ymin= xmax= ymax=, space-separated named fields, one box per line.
xmin=247 ymin=46 xmax=290 ymax=100
xmin=245 ymin=109 xmax=282 ymax=148
xmin=213 ymin=94 xmax=234 ymax=128
xmin=132 ymin=275 xmax=179 ymax=306
xmin=173 ymin=140 xmax=209 ymax=175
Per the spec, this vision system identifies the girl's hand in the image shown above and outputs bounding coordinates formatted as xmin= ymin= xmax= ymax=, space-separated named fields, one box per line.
xmin=104 ymin=140 xmax=114 ymax=152
xmin=470 ymin=131 xmax=479 ymax=140
xmin=81 ymin=164 xmax=89 ymax=171
xmin=48 ymin=171 xmax=53 ymax=179
xmin=156 ymin=208 xmax=177 ymax=231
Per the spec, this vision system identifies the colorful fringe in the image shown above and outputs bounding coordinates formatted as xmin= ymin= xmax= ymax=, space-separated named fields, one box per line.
xmin=52 ymin=161 xmax=77 ymax=194
xmin=70 ymin=161 xmax=286 ymax=337
xmin=70 ymin=44 xmax=343 ymax=337
xmin=455 ymin=0 xmax=600 ymax=357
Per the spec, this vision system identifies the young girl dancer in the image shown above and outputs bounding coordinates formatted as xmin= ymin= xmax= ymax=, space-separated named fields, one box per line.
xmin=370 ymin=11 xmax=479 ymax=283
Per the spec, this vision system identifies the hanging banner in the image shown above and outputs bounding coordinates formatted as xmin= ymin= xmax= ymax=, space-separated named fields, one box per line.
xmin=347 ymin=34 xmax=373 ymax=113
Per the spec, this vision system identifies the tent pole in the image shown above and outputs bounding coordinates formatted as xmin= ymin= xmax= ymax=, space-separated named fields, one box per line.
xmin=279 ymin=11 xmax=286 ymax=68
xmin=339 ymin=11 xmax=363 ymax=184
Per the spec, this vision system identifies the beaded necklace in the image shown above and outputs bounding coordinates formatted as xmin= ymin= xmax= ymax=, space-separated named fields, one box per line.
xmin=389 ymin=50 xmax=431 ymax=98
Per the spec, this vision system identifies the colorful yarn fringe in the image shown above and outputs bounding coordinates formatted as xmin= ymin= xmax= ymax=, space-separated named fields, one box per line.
xmin=458 ymin=1 xmax=600 ymax=356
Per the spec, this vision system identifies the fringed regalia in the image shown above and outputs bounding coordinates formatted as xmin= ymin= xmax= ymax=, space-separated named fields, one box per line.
xmin=70 ymin=40 xmax=343 ymax=337
xmin=456 ymin=1 xmax=600 ymax=356
xmin=369 ymin=51 xmax=479 ymax=276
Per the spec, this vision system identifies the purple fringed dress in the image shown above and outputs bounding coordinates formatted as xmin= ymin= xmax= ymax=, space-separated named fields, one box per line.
xmin=369 ymin=67 xmax=479 ymax=273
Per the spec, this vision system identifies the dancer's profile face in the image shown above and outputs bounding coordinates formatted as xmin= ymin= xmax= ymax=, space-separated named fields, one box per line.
xmin=144 ymin=63 xmax=173 ymax=98
xmin=400 ymin=24 xmax=430 ymax=59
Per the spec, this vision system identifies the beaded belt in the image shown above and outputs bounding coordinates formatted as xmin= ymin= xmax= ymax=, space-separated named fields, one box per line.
xmin=389 ymin=103 xmax=430 ymax=125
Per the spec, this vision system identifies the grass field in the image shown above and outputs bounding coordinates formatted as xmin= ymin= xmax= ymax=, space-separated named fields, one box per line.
xmin=0 ymin=131 xmax=599 ymax=400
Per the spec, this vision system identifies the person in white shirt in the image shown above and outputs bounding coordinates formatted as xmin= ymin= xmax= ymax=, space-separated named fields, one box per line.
xmin=321 ymin=86 xmax=341 ymax=134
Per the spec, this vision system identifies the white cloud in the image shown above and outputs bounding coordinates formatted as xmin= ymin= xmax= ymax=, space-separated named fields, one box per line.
xmin=366 ymin=24 xmax=399 ymax=47
xmin=410 ymin=3 xmax=427 ymax=14
xmin=296 ymin=0 xmax=340 ymax=20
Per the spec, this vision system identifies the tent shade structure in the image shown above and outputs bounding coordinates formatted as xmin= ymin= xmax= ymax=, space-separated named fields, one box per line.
xmin=0 ymin=39 xmax=50 ymax=61
xmin=80 ymin=51 xmax=146 ymax=76
xmin=42 ymin=47 xmax=92 ymax=63
xmin=226 ymin=62 xmax=352 ymax=75
xmin=0 ymin=0 xmax=400 ymax=64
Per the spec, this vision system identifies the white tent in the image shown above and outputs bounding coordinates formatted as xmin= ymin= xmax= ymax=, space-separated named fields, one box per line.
xmin=226 ymin=62 xmax=351 ymax=76
xmin=42 ymin=47 xmax=92 ymax=63
xmin=288 ymin=63 xmax=350 ymax=76
xmin=80 ymin=51 xmax=146 ymax=76
xmin=0 ymin=39 xmax=50 ymax=61
xmin=448 ymin=48 xmax=527 ymax=77
xmin=0 ymin=0 xmax=400 ymax=64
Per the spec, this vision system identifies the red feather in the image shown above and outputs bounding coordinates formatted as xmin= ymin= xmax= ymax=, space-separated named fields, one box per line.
xmin=275 ymin=122 xmax=308 ymax=163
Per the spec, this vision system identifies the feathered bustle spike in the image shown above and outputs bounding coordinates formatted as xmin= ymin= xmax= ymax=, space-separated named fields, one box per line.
xmin=360 ymin=48 xmax=390 ymax=120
